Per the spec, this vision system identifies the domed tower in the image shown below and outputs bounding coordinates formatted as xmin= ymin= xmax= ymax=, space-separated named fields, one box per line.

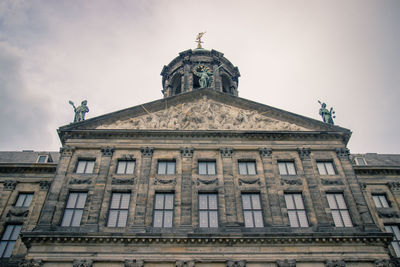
xmin=160 ymin=48 xmax=240 ymax=98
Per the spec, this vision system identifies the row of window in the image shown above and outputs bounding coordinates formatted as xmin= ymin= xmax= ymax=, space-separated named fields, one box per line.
xmin=76 ymin=159 xmax=337 ymax=176
xmin=60 ymin=192 xmax=352 ymax=229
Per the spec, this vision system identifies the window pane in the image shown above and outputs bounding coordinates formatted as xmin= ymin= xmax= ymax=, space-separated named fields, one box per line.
xmin=66 ymin=193 xmax=78 ymax=208
xmin=244 ymin=211 xmax=254 ymax=227
xmin=331 ymin=210 xmax=344 ymax=227
xmin=85 ymin=161 xmax=94 ymax=173
xmin=209 ymin=211 xmax=218 ymax=227
xmin=372 ymin=195 xmax=382 ymax=208
xmin=76 ymin=193 xmax=87 ymax=209
xmin=158 ymin=162 xmax=166 ymax=174
xmin=287 ymin=163 xmax=296 ymax=175
xmin=71 ymin=210 xmax=83 ymax=227
xmin=294 ymin=194 xmax=304 ymax=209
xmin=0 ymin=242 xmax=6 ymax=257
xmin=341 ymin=210 xmax=353 ymax=227
xmin=163 ymin=211 xmax=173 ymax=227
xmin=379 ymin=195 xmax=389 ymax=208
xmin=199 ymin=211 xmax=208 ymax=227
xmin=335 ymin=194 xmax=347 ymax=209
xmin=207 ymin=162 xmax=216 ymax=175
xmin=120 ymin=193 xmax=130 ymax=209
xmin=285 ymin=194 xmax=295 ymax=209
xmin=208 ymin=194 xmax=217 ymax=210
xmin=242 ymin=195 xmax=251 ymax=210
xmin=326 ymin=194 xmax=338 ymax=209
xmin=117 ymin=210 xmax=128 ymax=227
xmin=325 ymin=163 xmax=335 ymax=175
xmin=61 ymin=210 xmax=73 ymax=226
xmin=153 ymin=211 xmax=163 ymax=227
xmin=199 ymin=194 xmax=208 ymax=210
xmin=76 ymin=161 xmax=86 ymax=173
xmin=288 ymin=211 xmax=299 ymax=227
xmin=167 ymin=162 xmax=175 ymax=174
xmin=107 ymin=210 xmax=118 ymax=227
xmin=317 ymin=163 xmax=326 ymax=175
xmin=38 ymin=155 xmax=47 ymax=163
xmin=199 ymin=162 xmax=207 ymax=175
xmin=278 ymin=163 xmax=287 ymax=175
xmin=251 ymin=194 xmax=261 ymax=210
xmin=392 ymin=242 xmax=400 ymax=257
xmin=392 ymin=226 xmax=400 ymax=240
xmin=111 ymin=193 xmax=121 ymax=209
xmin=253 ymin=211 xmax=264 ymax=227
xmin=116 ymin=161 xmax=126 ymax=174
xmin=15 ymin=195 xmax=25 ymax=207
xmin=247 ymin=162 xmax=256 ymax=175
xmin=23 ymin=194 xmax=33 ymax=207
xmin=238 ymin=162 xmax=247 ymax=175
xmin=155 ymin=194 xmax=164 ymax=209
xmin=2 ymin=241 xmax=15 ymax=257
xmin=298 ymin=211 xmax=309 ymax=227
xmin=164 ymin=194 xmax=174 ymax=209
xmin=356 ymin=158 xmax=366 ymax=166
xmin=10 ymin=225 xmax=21 ymax=241
xmin=2 ymin=226 xmax=13 ymax=240
xmin=126 ymin=161 xmax=135 ymax=174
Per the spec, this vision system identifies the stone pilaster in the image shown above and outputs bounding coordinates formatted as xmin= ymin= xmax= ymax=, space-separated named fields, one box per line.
xmin=180 ymin=147 xmax=194 ymax=228
xmin=221 ymin=148 xmax=238 ymax=226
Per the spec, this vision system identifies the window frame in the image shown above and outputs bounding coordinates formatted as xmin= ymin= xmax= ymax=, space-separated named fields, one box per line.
xmin=75 ymin=159 xmax=95 ymax=174
xmin=157 ymin=160 xmax=176 ymax=175
xmin=355 ymin=157 xmax=367 ymax=166
xmin=198 ymin=193 xmax=219 ymax=228
xmin=278 ymin=161 xmax=297 ymax=176
xmin=107 ymin=192 xmax=131 ymax=227
xmin=36 ymin=155 xmax=48 ymax=163
xmin=198 ymin=160 xmax=217 ymax=175
xmin=326 ymin=193 xmax=353 ymax=227
xmin=238 ymin=161 xmax=257 ymax=175
xmin=372 ymin=194 xmax=390 ymax=208
xmin=14 ymin=193 xmax=34 ymax=208
xmin=61 ymin=192 xmax=88 ymax=227
xmin=241 ymin=193 xmax=264 ymax=228
xmin=284 ymin=193 xmax=309 ymax=228
xmin=384 ymin=225 xmax=400 ymax=258
xmin=0 ymin=224 xmax=22 ymax=258
xmin=316 ymin=161 xmax=336 ymax=175
xmin=116 ymin=160 xmax=136 ymax=175
xmin=153 ymin=192 xmax=174 ymax=228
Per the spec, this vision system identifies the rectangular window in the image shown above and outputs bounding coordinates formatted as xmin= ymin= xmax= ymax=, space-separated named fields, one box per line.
xmin=116 ymin=160 xmax=136 ymax=174
xmin=284 ymin=193 xmax=308 ymax=227
xmin=238 ymin=161 xmax=256 ymax=175
xmin=355 ymin=157 xmax=367 ymax=166
xmin=385 ymin=225 xmax=400 ymax=257
xmin=242 ymin=193 xmax=264 ymax=228
xmin=15 ymin=193 xmax=34 ymax=207
xmin=198 ymin=161 xmax=216 ymax=175
xmin=76 ymin=160 xmax=95 ymax=174
xmin=0 ymin=225 xmax=22 ymax=258
xmin=327 ymin=193 xmax=353 ymax=227
xmin=153 ymin=193 xmax=174 ymax=228
xmin=373 ymin=194 xmax=390 ymax=208
xmin=157 ymin=160 xmax=176 ymax=175
xmin=199 ymin=193 xmax=218 ymax=228
xmin=37 ymin=155 xmax=48 ymax=163
xmin=107 ymin=193 xmax=130 ymax=227
xmin=317 ymin=161 xmax=336 ymax=175
xmin=278 ymin=161 xmax=296 ymax=175
xmin=61 ymin=192 xmax=87 ymax=227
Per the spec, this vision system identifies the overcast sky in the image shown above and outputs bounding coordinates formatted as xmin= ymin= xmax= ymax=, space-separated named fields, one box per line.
xmin=0 ymin=0 xmax=399 ymax=154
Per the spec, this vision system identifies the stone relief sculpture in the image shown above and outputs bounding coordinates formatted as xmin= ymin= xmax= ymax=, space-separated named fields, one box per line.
xmin=97 ymin=96 xmax=309 ymax=131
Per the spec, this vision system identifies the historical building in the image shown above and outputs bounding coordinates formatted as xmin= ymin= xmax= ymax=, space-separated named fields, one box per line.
xmin=1 ymin=46 xmax=400 ymax=266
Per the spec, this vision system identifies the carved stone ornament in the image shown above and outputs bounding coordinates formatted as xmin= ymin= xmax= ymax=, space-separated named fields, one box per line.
xmin=73 ymin=259 xmax=93 ymax=267
xmin=141 ymin=147 xmax=154 ymax=157
xmin=39 ymin=180 xmax=51 ymax=190
xmin=7 ymin=208 xmax=29 ymax=217
xmin=220 ymin=147 xmax=233 ymax=158
xmin=180 ymin=147 xmax=194 ymax=157
xmin=387 ymin=182 xmax=400 ymax=191
xmin=259 ymin=148 xmax=272 ymax=157
xmin=101 ymin=146 xmax=115 ymax=156
xmin=60 ymin=146 xmax=75 ymax=157
xmin=360 ymin=182 xmax=367 ymax=191
xmin=281 ymin=178 xmax=302 ymax=186
xmin=335 ymin=148 xmax=350 ymax=159
xmin=19 ymin=259 xmax=43 ymax=267
xmin=154 ymin=177 xmax=176 ymax=185
xmin=375 ymin=259 xmax=400 ymax=267
xmin=297 ymin=148 xmax=310 ymax=159
xmin=277 ymin=259 xmax=296 ymax=267
xmin=226 ymin=260 xmax=246 ymax=267
xmin=69 ymin=178 xmax=91 ymax=185
xmin=125 ymin=260 xmax=144 ymax=267
xmin=321 ymin=179 xmax=344 ymax=186
xmin=121 ymin=154 xmax=135 ymax=160
xmin=196 ymin=178 xmax=218 ymax=186
xmin=325 ymin=260 xmax=345 ymax=267
xmin=3 ymin=180 xmax=17 ymax=190
xmin=96 ymin=97 xmax=310 ymax=131
xmin=238 ymin=178 xmax=261 ymax=186
xmin=175 ymin=260 xmax=195 ymax=267
xmin=112 ymin=178 xmax=134 ymax=185
xmin=377 ymin=209 xmax=399 ymax=218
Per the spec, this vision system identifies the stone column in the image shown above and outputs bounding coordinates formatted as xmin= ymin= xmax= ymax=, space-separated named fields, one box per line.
xmin=179 ymin=147 xmax=194 ymax=230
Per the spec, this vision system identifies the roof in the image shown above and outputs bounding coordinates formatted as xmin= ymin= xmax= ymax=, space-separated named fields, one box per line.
xmin=351 ymin=153 xmax=400 ymax=167
xmin=0 ymin=151 xmax=60 ymax=164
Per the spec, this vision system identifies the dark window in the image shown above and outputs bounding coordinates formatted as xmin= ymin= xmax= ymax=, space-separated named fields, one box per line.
xmin=76 ymin=160 xmax=95 ymax=174
xmin=199 ymin=193 xmax=218 ymax=228
xmin=37 ymin=155 xmax=47 ymax=163
xmin=278 ymin=161 xmax=296 ymax=175
xmin=242 ymin=193 xmax=264 ymax=228
xmin=153 ymin=193 xmax=174 ymax=228
xmin=0 ymin=225 xmax=22 ymax=258
xmin=284 ymin=193 xmax=308 ymax=227
xmin=61 ymin=192 xmax=87 ymax=227
xmin=116 ymin=160 xmax=136 ymax=174
xmin=199 ymin=161 xmax=216 ymax=175
xmin=107 ymin=193 xmax=130 ymax=227
xmin=373 ymin=194 xmax=390 ymax=208
xmin=326 ymin=193 xmax=352 ymax=227
xmin=385 ymin=225 xmax=400 ymax=257
xmin=317 ymin=161 xmax=336 ymax=175
xmin=15 ymin=193 xmax=33 ymax=207
xmin=157 ymin=161 xmax=176 ymax=175
xmin=238 ymin=161 xmax=256 ymax=175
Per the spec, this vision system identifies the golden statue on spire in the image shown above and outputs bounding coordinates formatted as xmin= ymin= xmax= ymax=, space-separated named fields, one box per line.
xmin=195 ymin=32 xmax=206 ymax=49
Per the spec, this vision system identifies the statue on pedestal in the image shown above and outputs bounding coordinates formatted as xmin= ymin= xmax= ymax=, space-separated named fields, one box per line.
xmin=318 ymin=100 xmax=335 ymax=125
xmin=69 ymin=100 xmax=89 ymax=123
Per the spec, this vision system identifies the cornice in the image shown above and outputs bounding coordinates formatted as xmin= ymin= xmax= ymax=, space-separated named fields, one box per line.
xmin=353 ymin=166 xmax=400 ymax=176
xmin=0 ymin=163 xmax=57 ymax=174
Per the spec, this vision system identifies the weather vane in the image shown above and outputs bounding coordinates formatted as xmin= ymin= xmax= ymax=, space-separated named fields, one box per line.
xmin=195 ymin=31 xmax=206 ymax=49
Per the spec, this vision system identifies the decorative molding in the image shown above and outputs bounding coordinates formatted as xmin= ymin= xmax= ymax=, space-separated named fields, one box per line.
xmin=220 ymin=147 xmax=233 ymax=158
xmin=277 ymin=259 xmax=296 ymax=267
xmin=125 ymin=260 xmax=144 ymax=267
xmin=180 ymin=147 xmax=194 ymax=157
xmin=388 ymin=182 xmax=400 ymax=191
xmin=196 ymin=178 xmax=219 ymax=186
xmin=121 ymin=154 xmax=135 ymax=160
xmin=7 ymin=208 xmax=29 ymax=218
xmin=19 ymin=259 xmax=43 ymax=267
xmin=281 ymin=178 xmax=302 ymax=186
xmin=259 ymin=148 xmax=272 ymax=157
xmin=112 ymin=178 xmax=134 ymax=185
xmin=3 ymin=180 xmax=17 ymax=190
xmin=101 ymin=146 xmax=115 ymax=156
xmin=354 ymin=167 xmax=400 ymax=176
xmin=374 ymin=260 xmax=391 ymax=267
xmin=69 ymin=178 xmax=91 ymax=185
xmin=321 ymin=179 xmax=344 ymax=186
xmin=73 ymin=259 xmax=93 ymax=267
xmin=239 ymin=178 xmax=261 ymax=186
xmin=39 ymin=180 xmax=51 ymax=190
xmin=154 ymin=177 xmax=176 ymax=185
xmin=60 ymin=146 xmax=75 ymax=157
xmin=226 ymin=260 xmax=246 ymax=267
xmin=377 ymin=209 xmax=399 ymax=218
xmin=141 ymin=147 xmax=154 ymax=157
xmin=297 ymin=148 xmax=310 ymax=159
xmin=359 ymin=182 xmax=367 ymax=191
xmin=325 ymin=260 xmax=345 ymax=267
xmin=176 ymin=260 xmax=195 ymax=267
xmin=336 ymin=148 xmax=350 ymax=159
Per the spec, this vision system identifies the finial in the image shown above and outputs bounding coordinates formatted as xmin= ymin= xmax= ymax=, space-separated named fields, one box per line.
xmin=318 ymin=100 xmax=336 ymax=125
xmin=195 ymin=31 xmax=206 ymax=49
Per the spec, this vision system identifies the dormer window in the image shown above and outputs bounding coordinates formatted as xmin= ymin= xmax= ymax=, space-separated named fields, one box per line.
xmin=355 ymin=157 xmax=367 ymax=166
xmin=37 ymin=155 xmax=48 ymax=163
